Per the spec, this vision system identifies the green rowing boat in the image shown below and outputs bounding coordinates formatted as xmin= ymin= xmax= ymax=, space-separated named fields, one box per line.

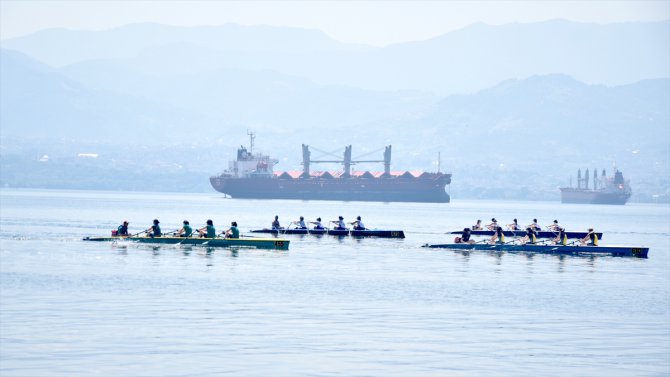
xmin=83 ymin=236 xmax=290 ymax=250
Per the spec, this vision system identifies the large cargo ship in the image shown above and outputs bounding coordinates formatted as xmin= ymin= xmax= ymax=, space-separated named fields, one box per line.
xmin=560 ymin=167 xmax=631 ymax=205
xmin=210 ymin=133 xmax=451 ymax=203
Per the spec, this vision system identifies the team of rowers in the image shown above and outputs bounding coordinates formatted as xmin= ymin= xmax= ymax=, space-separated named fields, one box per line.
xmin=460 ymin=218 xmax=599 ymax=246
xmin=115 ymin=219 xmax=240 ymax=239
xmin=271 ymin=215 xmax=367 ymax=230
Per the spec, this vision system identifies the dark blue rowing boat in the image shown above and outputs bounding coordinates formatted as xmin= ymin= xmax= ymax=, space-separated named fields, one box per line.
xmin=449 ymin=230 xmax=603 ymax=240
xmin=423 ymin=242 xmax=648 ymax=258
xmin=250 ymin=228 xmax=405 ymax=238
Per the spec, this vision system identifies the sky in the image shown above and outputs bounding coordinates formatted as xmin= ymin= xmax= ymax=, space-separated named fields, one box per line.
xmin=1 ymin=0 xmax=668 ymax=46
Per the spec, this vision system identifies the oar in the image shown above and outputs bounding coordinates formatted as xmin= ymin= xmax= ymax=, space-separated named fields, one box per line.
xmin=129 ymin=230 xmax=147 ymax=237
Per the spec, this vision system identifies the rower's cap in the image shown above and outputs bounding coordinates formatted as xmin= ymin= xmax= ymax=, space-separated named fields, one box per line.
xmin=183 ymin=220 xmax=189 ymax=224
xmin=357 ymin=216 xmax=361 ymax=220
xmin=514 ymin=218 xmax=517 ymax=222
xmin=492 ymin=218 xmax=496 ymax=222
xmin=533 ymin=218 xmax=537 ymax=222
xmin=207 ymin=219 xmax=213 ymax=225
xmin=300 ymin=216 xmax=304 ymax=220
xmin=317 ymin=217 xmax=321 ymax=221
xmin=554 ymin=220 xmax=558 ymax=223
xmin=588 ymin=227 xmax=594 ymax=231
xmin=153 ymin=219 xmax=159 ymax=224
xmin=232 ymin=221 xmax=237 ymax=226
xmin=339 ymin=216 xmax=343 ymax=219
xmin=123 ymin=221 xmax=128 ymax=224
xmin=477 ymin=219 xmax=481 ymax=223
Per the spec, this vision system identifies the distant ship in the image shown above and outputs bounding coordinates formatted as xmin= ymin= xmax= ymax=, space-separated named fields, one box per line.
xmin=560 ymin=167 xmax=632 ymax=205
xmin=209 ymin=132 xmax=451 ymax=203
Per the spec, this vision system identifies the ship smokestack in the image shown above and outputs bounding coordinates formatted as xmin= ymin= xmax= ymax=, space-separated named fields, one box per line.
xmin=594 ymin=168 xmax=598 ymax=190
xmin=301 ymin=144 xmax=311 ymax=178
xmin=384 ymin=146 xmax=392 ymax=176
xmin=577 ymin=169 xmax=582 ymax=189
xmin=585 ymin=168 xmax=590 ymax=189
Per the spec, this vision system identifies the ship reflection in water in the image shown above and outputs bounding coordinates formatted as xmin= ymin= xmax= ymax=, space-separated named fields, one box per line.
xmin=560 ymin=167 xmax=632 ymax=205
xmin=210 ymin=132 xmax=451 ymax=203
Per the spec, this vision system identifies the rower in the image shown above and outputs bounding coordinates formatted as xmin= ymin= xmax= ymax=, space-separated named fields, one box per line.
xmin=198 ymin=219 xmax=216 ymax=238
xmin=146 ymin=219 xmax=161 ymax=238
xmin=506 ymin=218 xmax=520 ymax=230
xmin=331 ymin=216 xmax=347 ymax=230
xmin=547 ymin=219 xmax=561 ymax=231
xmin=294 ymin=216 xmax=307 ymax=229
xmin=272 ymin=215 xmax=283 ymax=230
xmin=225 ymin=221 xmax=240 ymax=239
xmin=486 ymin=218 xmax=498 ymax=231
xmin=472 ymin=219 xmax=483 ymax=230
xmin=552 ymin=227 xmax=568 ymax=246
xmin=520 ymin=227 xmax=537 ymax=245
xmin=310 ymin=217 xmax=324 ymax=230
xmin=177 ymin=220 xmax=193 ymax=237
xmin=460 ymin=228 xmax=475 ymax=244
xmin=116 ymin=221 xmax=129 ymax=236
xmin=488 ymin=226 xmax=505 ymax=245
xmin=526 ymin=218 xmax=541 ymax=231
xmin=580 ymin=228 xmax=599 ymax=246
xmin=350 ymin=216 xmax=366 ymax=230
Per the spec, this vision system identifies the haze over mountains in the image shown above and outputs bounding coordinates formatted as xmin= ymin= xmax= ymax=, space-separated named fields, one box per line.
xmin=1 ymin=20 xmax=668 ymax=201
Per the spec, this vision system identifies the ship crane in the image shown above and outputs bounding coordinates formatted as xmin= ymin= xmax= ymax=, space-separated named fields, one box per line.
xmin=301 ymin=145 xmax=392 ymax=178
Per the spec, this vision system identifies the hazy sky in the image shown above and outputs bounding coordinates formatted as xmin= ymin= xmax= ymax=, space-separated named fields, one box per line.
xmin=1 ymin=0 xmax=668 ymax=46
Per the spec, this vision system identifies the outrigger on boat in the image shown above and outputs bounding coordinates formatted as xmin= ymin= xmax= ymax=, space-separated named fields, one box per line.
xmin=250 ymin=228 xmax=405 ymax=238
xmin=83 ymin=236 xmax=290 ymax=250
xmin=423 ymin=242 xmax=648 ymax=258
xmin=449 ymin=230 xmax=603 ymax=240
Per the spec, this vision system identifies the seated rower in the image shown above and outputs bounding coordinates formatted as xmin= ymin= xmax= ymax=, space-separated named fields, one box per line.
xmin=580 ymin=228 xmax=598 ymax=246
xmin=526 ymin=218 xmax=542 ymax=231
xmin=331 ymin=216 xmax=347 ymax=230
xmin=488 ymin=226 xmax=505 ymax=245
xmin=310 ymin=217 xmax=324 ymax=230
xmin=460 ymin=228 xmax=475 ymax=244
xmin=507 ymin=218 xmax=520 ymax=230
xmin=225 ymin=221 xmax=240 ymax=239
xmin=472 ymin=219 xmax=483 ymax=231
xmin=520 ymin=227 xmax=537 ymax=245
xmin=547 ymin=219 xmax=561 ymax=231
xmin=117 ymin=221 xmax=129 ymax=236
xmin=552 ymin=227 xmax=568 ymax=245
xmin=198 ymin=219 xmax=216 ymax=238
xmin=176 ymin=220 xmax=193 ymax=237
xmin=272 ymin=215 xmax=283 ymax=230
xmin=486 ymin=218 xmax=498 ymax=231
xmin=350 ymin=216 xmax=366 ymax=230
xmin=294 ymin=216 xmax=307 ymax=229
xmin=146 ymin=219 xmax=161 ymax=238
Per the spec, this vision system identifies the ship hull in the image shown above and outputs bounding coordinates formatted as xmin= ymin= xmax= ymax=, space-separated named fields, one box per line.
xmin=210 ymin=175 xmax=451 ymax=203
xmin=560 ymin=188 xmax=630 ymax=205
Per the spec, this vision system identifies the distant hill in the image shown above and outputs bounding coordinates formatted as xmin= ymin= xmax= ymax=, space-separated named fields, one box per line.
xmin=3 ymin=20 xmax=668 ymax=94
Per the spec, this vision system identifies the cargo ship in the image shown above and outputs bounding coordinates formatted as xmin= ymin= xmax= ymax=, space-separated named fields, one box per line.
xmin=560 ymin=167 xmax=631 ymax=205
xmin=209 ymin=132 xmax=451 ymax=203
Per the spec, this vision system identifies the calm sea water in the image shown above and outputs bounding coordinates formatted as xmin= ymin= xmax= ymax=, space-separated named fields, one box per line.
xmin=1 ymin=189 xmax=669 ymax=377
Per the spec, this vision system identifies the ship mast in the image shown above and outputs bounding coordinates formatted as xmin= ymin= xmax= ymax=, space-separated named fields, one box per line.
xmin=247 ymin=130 xmax=255 ymax=155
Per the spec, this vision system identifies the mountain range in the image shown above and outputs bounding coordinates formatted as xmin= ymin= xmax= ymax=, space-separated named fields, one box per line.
xmin=1 ymin=20 xmax=668 ymax=201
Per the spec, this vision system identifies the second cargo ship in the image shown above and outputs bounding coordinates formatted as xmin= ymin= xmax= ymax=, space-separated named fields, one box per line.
xmin=210 ymin=133 xmax=451 ymax=203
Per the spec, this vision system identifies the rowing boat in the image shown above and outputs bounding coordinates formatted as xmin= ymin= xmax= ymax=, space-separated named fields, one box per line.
xmin=250 ymin=228 xmax=405 ymax=238
xmin=423 ymin=242 xmax=648 ymax=258
xmin=83 ymin=236 xmax=290 ymax=250
xmin=449 ymin=230 xmax=603 ymax=239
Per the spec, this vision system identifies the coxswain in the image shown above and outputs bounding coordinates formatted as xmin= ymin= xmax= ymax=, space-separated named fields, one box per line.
xmin=507 ymin=218 xmax=520 ymax=230
xmin=117 ymin=221 xmax=129 ymax=236
xmin=331 ymin=216 xmax=347 ymax=230
xmin=520 ymin=227 xmax=537 ymax=245
xmin=198 ymin=219 xmax=216 ymax=238
xmin=350 ymin=216 xmax=366 ymax=230
xmin=272 ymin=215 xmax=283 ymax=230
xmin=472 ymin=219 xmax=483 ymax=231
xmin=488 ymin=226 xmax=505 ymax=245
xmin=552 ymin=227 xmax=568 ymax=246
xmin=460 ymin=228 xmax=475 ymax=244
xmin=225 ymin=221 xmax=240 ymax=239
xmin=176 ymin=220 xmax=192 ymax=237
xmin=146 ymin=219 xmax=161 ymax=238
xmin=310 ymin=217 xmax=324 ymax=230
xmin=580 ymin=228 xmax=598 ymax=246
xmin=486 ymin=218 xmax=498 ymax=231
